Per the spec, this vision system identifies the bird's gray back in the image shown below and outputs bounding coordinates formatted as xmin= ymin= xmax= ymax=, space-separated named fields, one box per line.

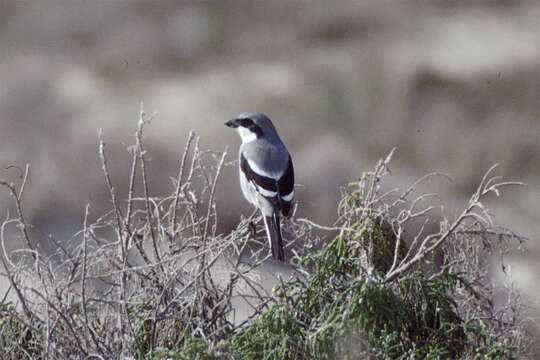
xmin=240 ymin=137 xmax=290 ymax=175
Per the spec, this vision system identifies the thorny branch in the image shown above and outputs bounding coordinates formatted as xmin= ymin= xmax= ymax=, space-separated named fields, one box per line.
xmin=0 ymin=130 xmax=529 ymax=358
xmin=0 ymin=112 xmax=295 ymax=358
xmin=385 ymin=163 xmax=523 ymax=282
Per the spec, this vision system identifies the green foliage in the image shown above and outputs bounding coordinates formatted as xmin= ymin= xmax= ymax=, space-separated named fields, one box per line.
xmin=233 ymin=223 xmax=461 ymax=359
xmin=149 ymin=338 xmax=213 ymax=360
xmin=0 ymin=137 xmax=528 ymax=359
xmin=224 ymin=174 xmax=523 ymax=359
xmin=0 ymin=302 xmax=42 ymax=359
xmin=340 ymin=185 xmax=407 ymax=275
xmin=234 ymin=303 xmax=309 ymax=359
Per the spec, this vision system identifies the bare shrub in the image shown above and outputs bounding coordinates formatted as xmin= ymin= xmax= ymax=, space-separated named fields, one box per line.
xmin=0 ymin=115 xmax=532 ymax=359
xmin=236 ymin=150 xmax=531 ymax=359
xmin=0 ymin=108 xmax=309 ymax=359
xmin=331 ymin=149 xmax=530 ymax=355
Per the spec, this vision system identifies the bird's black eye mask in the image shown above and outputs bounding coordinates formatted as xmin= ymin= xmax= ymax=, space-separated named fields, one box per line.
xmin=232 ymin=118 xmax=263 ymax=138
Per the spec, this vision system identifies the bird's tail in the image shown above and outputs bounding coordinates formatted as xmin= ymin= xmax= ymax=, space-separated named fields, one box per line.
xmin=263 ymin=214 xmax=284 ymax=261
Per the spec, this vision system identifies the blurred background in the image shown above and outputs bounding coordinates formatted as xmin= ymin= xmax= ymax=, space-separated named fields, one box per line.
xmin=0 ymin=0 xmax=538 ymax=324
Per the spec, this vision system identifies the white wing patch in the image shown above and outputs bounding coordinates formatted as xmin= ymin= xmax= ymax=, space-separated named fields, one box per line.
xmin=256 ymin=186 xmax=278 ymax=198
xmin=246 ymin=156 xmax=284 ymax=179
xmin=281 ymin=190 xmax=294 ymax=202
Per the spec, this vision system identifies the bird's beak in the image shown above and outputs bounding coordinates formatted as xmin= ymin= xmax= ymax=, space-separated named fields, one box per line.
xmin=225 ymin=119 xmax=238 ymax=128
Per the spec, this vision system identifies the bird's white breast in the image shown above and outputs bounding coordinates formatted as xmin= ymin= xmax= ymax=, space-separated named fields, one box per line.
xmin=236 ymin=127 xmax=258 ymax=144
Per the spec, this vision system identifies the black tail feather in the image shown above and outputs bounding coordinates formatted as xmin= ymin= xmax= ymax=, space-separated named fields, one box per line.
xmin=263 ymin=214 xmax=284 ymax=261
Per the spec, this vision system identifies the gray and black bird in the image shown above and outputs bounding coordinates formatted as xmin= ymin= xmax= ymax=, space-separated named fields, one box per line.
xmin=225 ymin=112 xmax=294 ymax=261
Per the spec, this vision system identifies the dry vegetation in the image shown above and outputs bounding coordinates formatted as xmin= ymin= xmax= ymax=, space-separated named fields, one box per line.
xmin=0 ymin=113 xmax=533 ymax=359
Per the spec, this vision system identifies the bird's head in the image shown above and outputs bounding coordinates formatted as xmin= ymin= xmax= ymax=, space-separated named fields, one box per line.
xmin=225 ymin=112 xmax=277 ymax=143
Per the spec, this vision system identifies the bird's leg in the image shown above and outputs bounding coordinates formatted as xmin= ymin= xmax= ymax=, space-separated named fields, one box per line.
xmin=248 ymin=220 xmax=257 ymax=239
xmin=246 ymin=208 xmax=258 ymax=239
xmin=262 ymin=215 xmax=273 ymax=254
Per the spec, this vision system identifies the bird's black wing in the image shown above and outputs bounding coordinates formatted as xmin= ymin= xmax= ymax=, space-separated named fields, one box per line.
xmin=277 ymin=155 xmax=294 ymax=217
xmin=240 ymin=154 xmax=294 ymax=216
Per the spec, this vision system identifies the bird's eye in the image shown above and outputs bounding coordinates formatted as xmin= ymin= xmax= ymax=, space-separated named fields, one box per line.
xmin=238 ymin=118 xmax=252 ymax=127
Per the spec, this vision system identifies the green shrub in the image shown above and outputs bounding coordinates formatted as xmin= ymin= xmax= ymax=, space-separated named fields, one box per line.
xmin=229 ymin=156 xmax=526 ymax=359
xmin=0 ymin=302 xmax=42 ymax=359
xmin=0 ymin=123 xmax=530 ymax=359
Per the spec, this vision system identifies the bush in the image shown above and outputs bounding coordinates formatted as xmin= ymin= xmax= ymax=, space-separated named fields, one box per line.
xmin=0 ymin=115 xmax=532 ymax=359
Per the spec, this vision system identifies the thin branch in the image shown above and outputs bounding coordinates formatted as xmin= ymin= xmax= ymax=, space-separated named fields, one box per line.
xmin=98 ymin=130 xmax=125 ymax=256
xmin=136 ymin=106 xmax=161 ymax=264
xmin=199 ymin=150 xmax=227 ymax=280
xmin=125 ymin=135 xmax=138 ymax=249
xmin=171 ymin=130 xmax=196 ymax=236
xmin=29 ymin=288 xmax=88 ymax=357
xmin=0 ymin=222 xmax=33 ymax=320
xmin=296 ymin=218 xmax=355 ymax=233
xmin=384 ymin=167 xmax=523 ymax=283
xmin=0 ymin=178 xmax=33 ymax=254
xmin=80 ymin=204 xmax=102 ymax=355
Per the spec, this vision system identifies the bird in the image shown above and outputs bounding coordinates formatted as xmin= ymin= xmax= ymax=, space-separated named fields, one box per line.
xmin=225 ymin=112 xmax=294 ymax=261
